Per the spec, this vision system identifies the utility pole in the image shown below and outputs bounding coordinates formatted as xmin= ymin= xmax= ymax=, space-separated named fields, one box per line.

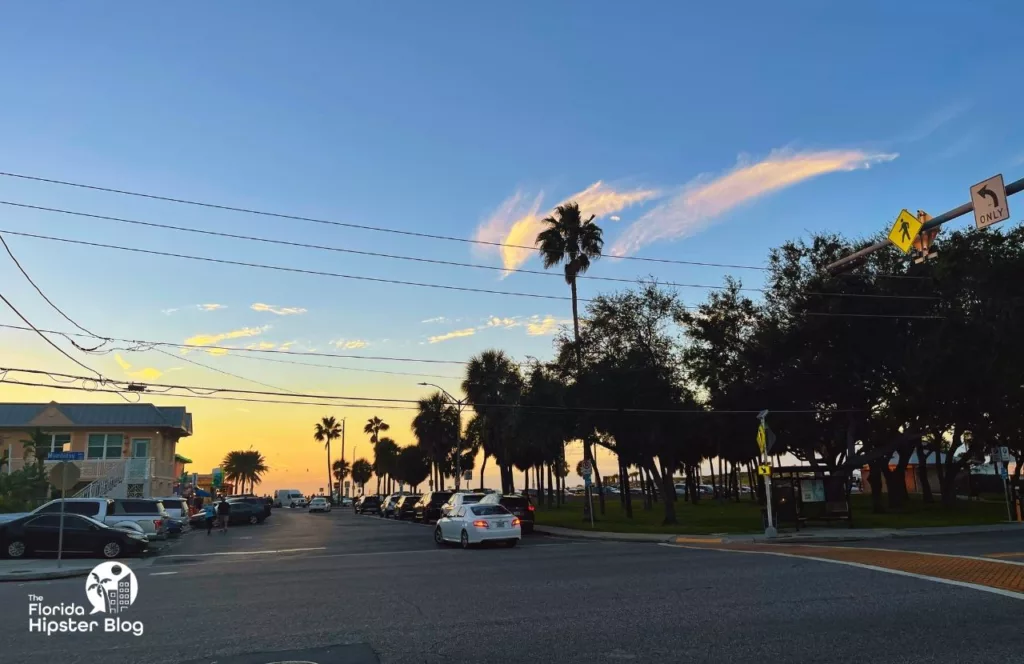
xmin=826 ymin=175 xmax=1022 ymax=273
xmin=418 ymin=382 xmax=464 ymax=491
xmin=341 ymin=418 xmax=346 ymax=498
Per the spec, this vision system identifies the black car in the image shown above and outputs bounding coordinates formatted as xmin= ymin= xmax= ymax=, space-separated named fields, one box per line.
xmin=225 ymin=500 xmax=268 ymax=525
xmin=0 ymin=513 xmax=149 ymax=559
xmin=499 ymin=494 xmax=535 ymax=533
xmin=394 ymin=495 xmax=421 ymax=520
xmin=355 ymin=495 xmax=381 ymax=515
xmin=413 ymin=491 xmax=453 ymax=524
xmin=228 ymin=495 xmax=272 ymax=519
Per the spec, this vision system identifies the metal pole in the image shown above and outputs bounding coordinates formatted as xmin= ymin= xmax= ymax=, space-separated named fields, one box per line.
xmin=341 ymin=418 xmax=346 ymax=498
xmin=826 ymin=176 xmax=1024 ymax=273
xmin=454 ymin=400 xmax=463 ymax=492
xmin=759 ymin=413 xmax=777 ymax=538
xmin=57 ymin=464 xmax=67 ymax=569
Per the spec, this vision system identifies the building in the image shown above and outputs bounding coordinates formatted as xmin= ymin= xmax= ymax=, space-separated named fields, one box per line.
xmin=0 ymin=401 xmax=193 ymax=498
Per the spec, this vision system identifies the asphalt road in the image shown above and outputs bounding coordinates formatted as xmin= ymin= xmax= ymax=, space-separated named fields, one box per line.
xmin=0 ymin=508 xmax=1021 ymax=664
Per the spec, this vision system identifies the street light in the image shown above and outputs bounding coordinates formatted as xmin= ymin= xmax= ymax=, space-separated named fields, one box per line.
xmin=418 ymin=382 xmax=466 ymax=491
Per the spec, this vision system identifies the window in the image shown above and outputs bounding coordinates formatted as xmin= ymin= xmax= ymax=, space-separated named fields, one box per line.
xmin=60 ymin=515 xmax=93 ymax=531
xmin=131 ymin=438 xmax=150 ymax=458
xmin=115 ymin=500 xmax=161 ymax=515
xmin=37 ymin=501 xmax=102 ymax=517
xmin=471 ymin=505 xmax=510 ymax=516
xmin=87 ymin=434 xmax=123 ymax=459
xmin=26 ymin=515 xmax=63 ymax=528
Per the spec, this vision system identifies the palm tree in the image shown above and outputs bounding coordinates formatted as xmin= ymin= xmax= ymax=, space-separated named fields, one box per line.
xmin=373 ymin=437 xmax=400 ymax=494
xmin=351 ymin=458 xmax=373 ymax=494
xmin=313 ymin=416 xmax=342 ymax=502
xmin=462 ymin=349 xmax=523 ymax=493
xmin=222 ymin=450 xmax=269 ymax=494
xmin=364 ymin=416 xmax=390 ymax=445
xmin=536 ymin=201 xmax=604 ymax=366
xmin=332 ymin=458 xmax=350 ymax=496
xmin=412 ymin=393 xmax=459 ymax=490
xmin=20 ymin=428 xmax=51 ymax=466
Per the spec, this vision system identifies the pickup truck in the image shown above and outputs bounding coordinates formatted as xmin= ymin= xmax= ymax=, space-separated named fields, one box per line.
xmin=0 ymin=498 xmax=170 ymax=540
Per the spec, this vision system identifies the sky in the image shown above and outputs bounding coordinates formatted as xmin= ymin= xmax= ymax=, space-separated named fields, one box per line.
xmin=0 ymin=2 xmax=1022 ymax=493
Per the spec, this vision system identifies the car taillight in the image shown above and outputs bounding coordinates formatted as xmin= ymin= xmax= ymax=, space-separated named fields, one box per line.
xmin=527 ymin=505 xmax=535 ymax=511
xmin=512 ymin=517 xmax=521 ymax=526
xmin=472 ymin=519 xmax=489 ymax=528
xmin=154 ymin=519 xmax=162 ymax=529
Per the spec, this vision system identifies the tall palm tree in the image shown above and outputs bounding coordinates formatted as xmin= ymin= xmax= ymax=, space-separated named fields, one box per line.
xmin=222 ymin=450 xmax=268 ymax=494
xmin=462 ymin=349 xmax=523 ymax=493
xmin=364 ymin=416 xmax=390 ymax=445
xmin=412 ymin=392 xmax=459 ymax=490
xmin=314 ymin=416 xmax=342 ymax=501
xmin=373 ymin=437 xmax=400 ymax=494
xmin=536 ymin=201 xmax=604 ymax=367
xmin=332 ymin=458 xmax=350 ymax=496
xmin=351 ymin=458 xmax=373 ymax=494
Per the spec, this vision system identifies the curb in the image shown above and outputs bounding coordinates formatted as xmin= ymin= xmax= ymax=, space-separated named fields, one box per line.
xmin=533 ymin=526 xmax=679 ymax=544
xmin=0 ymin=567 xmax=92 ymax=583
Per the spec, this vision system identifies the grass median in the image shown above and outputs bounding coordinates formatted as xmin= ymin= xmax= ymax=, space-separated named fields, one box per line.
xmin=532 ymin=494 xmax=1009 ymax=535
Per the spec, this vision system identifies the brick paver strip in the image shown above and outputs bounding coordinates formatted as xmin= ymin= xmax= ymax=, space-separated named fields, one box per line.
xmin=722 ymin=543 xmax=1024 ymax=594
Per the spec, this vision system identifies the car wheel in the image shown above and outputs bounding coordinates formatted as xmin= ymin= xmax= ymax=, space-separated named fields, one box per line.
xmin=506 ymin=539 xmax=518 ymax=548
xmin=6 ymin=539 xmax=28 ymax=558
xmin=434 ymin=527 xmax=445 ymax=546
xmin=248 ymin=515 xmax=259 ymax=525
xmin=102 ymin=541 xmax=122 ymax=559
xmin=460 ymin=530 xmax=470 ymax=549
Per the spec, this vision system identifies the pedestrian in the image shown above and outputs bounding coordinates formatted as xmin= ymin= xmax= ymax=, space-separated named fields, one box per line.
xmin=203 ymin=500 xmax=216 ymax=535
xmin=217 ymin=496 xmax=231 ymax=533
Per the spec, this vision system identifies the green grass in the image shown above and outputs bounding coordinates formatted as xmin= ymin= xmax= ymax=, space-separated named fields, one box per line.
xmin=532 ymin=494 xmax=1010 ymax=535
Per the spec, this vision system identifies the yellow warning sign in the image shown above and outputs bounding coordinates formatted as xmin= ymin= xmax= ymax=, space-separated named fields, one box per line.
xmin=757 ymin=464 xmax=772 ymax=476
xmin=888 ymin=209 xmax=923 ymax=254
xmin=756 ymin=422 xmax=766 ymax=455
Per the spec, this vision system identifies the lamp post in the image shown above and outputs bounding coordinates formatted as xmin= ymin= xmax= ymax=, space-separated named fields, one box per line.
xmin=418 ymin=382 xmax=465 ymax=491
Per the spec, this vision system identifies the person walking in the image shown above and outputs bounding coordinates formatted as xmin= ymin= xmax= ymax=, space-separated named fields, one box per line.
xmin=217 ymin=496 xmax=231 ymax=533
xmin=203 ymin=500 xmax=216 ymax=535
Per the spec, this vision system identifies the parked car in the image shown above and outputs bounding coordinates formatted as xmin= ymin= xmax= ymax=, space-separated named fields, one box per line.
xmin=381 ymin=492 xmax=414 ymax=518
xmin=274 ymin=489 xmax=307 ymax=508
xmin=439 ymin=492 xmax=486 ymax=519
xmin=394 ymin=495 xmax=421 ymax=520
xmin=337 ymin=496 xmax=353 ymax=508
xmin=8 ymin=498 xmax=170 ymax=541
xmin=482 ymin=493 xmax=534 ymax=533
xmin=308 ymin=497 xmax=331 ymax=513
xmin=355 ymin=495 xmax=382 ymax=515
xmin=0 ymin=512 xmax=149 ymax=559
xmin=225 ymin=499 xmax=268 ymax=525
xmin=412 ymin=491 xmax=452 ymax=524
xmin=156 ymin=497 xmax=191 ymax=528
xmin=434 ymin=502 xmax=520 ymax=549
xmin=227 ymin=495 xmax=272 ymax=519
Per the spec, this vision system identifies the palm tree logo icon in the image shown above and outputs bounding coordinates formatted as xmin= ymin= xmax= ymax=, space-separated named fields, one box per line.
xmin=85 ymin=562 xmax=138 ymax=614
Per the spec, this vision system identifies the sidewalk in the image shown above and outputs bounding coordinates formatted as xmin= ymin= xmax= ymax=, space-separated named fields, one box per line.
xmin=0 ymin=538 xmax=175 ymax=583
xmin=535 ymin=521 xmax=1024 ymax=545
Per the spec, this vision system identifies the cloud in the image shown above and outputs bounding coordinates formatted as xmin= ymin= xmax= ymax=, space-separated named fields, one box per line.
xmin=428 ymin=328 xmax=476 ymax=344
xmin=160 ymin=308 xmax=179 ymax=316
xmin=421 ymin=316 xmax=449 ymax=324
xmin=610 ymin=215 xmax=621 ymax=222
xmin=197 ymin=303 xmax=226 ymax=312
xmin=525 ymin=314 xmax=568 ymax=336
xmin=279 ymin=341 xmax=297 ymax=350
xmin=332 ymin=339 xmax=369 ymax=349
xmin=114 ymin=354 xmax=165 ymax=381
xmin=485 ymin=316 xmax=521 ymax=329
xmin=610 ymin=148 xmax=898 ymax=256
xmin=184 ymin=325 xmax=269 ymax=352
xmin=251 ymin=303 xmax=307 ymax=316
xmin=246 ymin=341 xmax=278 ymax=350
xmin=475 ymin=182 xmax=659 ymax=273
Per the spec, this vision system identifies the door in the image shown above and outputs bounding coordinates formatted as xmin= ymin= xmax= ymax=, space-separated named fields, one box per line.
xmin=58 ymin=515 xmax=96 ymax=553
xmin=23 ymin=515 xmax=62 ymax=552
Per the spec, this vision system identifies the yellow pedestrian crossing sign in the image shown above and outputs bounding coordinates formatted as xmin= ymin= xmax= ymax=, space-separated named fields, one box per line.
xmin=888 ymin=209 xmax=923 ymax=254
xmin=756 ymin=423 xmax=766 ymax=455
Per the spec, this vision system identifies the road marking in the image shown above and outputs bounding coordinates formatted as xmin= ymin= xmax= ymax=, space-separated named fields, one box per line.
xmin=658 ymin=543 xmax=1024 ymax=601
xmin=149 ymin=571 xmax=178 ymax=576
xmin=160 ymin=547 xmax=326 ymax=558
xmin=986 ymin=552 xmax=1024 ymax=559
xmin=786 ymin=544 xmax=1024 ymax=568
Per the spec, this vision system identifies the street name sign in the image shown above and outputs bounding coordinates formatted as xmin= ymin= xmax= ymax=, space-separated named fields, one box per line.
xmin=888 ymin=209 xmax=923 ymax=254
xmin=970 ymin=174 xmax=1010 ymax=230
xmin=46 ymin=451 xmax=84 ymax=461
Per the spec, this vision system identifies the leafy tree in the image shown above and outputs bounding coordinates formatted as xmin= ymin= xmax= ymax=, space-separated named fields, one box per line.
xmin=332 ymin=458 xmax=350 ymax=495
xmin=313 ymin=416 xmax=342 ymax=501
xmin=373 ymin=437 xmax=400 ymax=494
xmin=462 ymin=349 xmax=523 ymax=493
xmin=350 ymin=458 xmax=373 ymax=494
xmin=394 ymin=445 xmax=431 ymax=491
xmin=20 ymin=428 xmax=52 ymax=467
xmin=411 ymin=393 xmax=459 ymax=490
xmin=222 ymin=450 xmax=268 ymax=494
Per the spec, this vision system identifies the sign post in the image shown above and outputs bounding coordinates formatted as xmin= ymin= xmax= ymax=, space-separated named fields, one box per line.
xmin=46 ymin=452 xmax=83 ymax=569
xmin=994 ymin=448 xmax=1012 ymax=523
xmin=757 ymin=412 xmax=777 ymax=538
xmin=581 ymin=459 xmax=594 ymax=529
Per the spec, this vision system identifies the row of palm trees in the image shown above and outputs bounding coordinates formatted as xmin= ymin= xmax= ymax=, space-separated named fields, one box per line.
xmin=221 ymin=450 xmax=269 ymax=494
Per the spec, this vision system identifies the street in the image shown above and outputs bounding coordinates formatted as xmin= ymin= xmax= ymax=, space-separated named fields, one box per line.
xmin=0 ymin=509 xmax=1021 ymax=663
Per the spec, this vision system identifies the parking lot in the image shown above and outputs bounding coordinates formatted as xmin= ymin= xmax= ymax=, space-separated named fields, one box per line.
xmin=1 ymin=507 xmax=1022 ymax=664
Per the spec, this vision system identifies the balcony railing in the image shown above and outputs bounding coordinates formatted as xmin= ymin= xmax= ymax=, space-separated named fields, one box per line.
xmin=5 ymin=457 xmax=169 ymax=481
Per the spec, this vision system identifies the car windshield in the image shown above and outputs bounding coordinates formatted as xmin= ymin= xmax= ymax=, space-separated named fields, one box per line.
xmin=471 ymin=505 xmax=510 ymax=516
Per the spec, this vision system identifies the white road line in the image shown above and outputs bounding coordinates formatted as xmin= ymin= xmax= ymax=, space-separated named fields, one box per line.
xmin=149 ymin=571 xmax=178 ymax=576
xmin=160 ymin=546 xmax=326 ymax=558
xmin=786 ymin=544 xmax=1024 ymax=568
xmin=658 ymin=543 xmax=1024 ymax=601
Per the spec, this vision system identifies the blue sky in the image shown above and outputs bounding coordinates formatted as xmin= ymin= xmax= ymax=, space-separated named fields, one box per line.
xmin=0 ymin=2 xmax=1021 ymax=489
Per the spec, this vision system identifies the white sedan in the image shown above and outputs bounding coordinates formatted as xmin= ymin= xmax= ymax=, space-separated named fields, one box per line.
xmin=308 ymin=497 xmax=332 ymax=513
xmin=434 ymin=503 xmax=520 ymax=548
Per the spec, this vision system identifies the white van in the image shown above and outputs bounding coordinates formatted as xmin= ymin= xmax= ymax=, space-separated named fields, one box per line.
xmin=274 ymin=489 xmax=307 ymax=508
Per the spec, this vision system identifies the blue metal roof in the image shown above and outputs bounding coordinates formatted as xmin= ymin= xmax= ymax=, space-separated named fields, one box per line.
xmin=0 ymin=402 xmax=192 ymax=435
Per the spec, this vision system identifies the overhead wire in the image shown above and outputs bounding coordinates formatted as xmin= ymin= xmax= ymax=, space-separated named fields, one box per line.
xmin=0 ymin=200 xmax=938 ymax=301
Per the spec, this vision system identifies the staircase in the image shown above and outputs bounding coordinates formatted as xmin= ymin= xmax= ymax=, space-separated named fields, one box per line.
xmin=72 ymin=458 xmax=153 ymax=498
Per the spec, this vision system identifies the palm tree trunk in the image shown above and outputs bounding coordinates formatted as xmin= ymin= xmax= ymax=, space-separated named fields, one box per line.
xmin=479 ymin=454 xmax=488 ymax=491
xmin=547 ymin=463 xmax=554 ymax=508
xmin=326 ymin=441 xmax=334 ymax=500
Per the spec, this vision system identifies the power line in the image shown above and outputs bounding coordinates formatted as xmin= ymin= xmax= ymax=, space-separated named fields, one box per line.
xmin=0 ymin=228 xmax=581 ymax=303
xmin=0 ymin=365 xmax=862 ymax=415
xmin=0 ymin=170 xmax=770 ymax=271
xmin=0 ymin=290 xmax=105 ymax=379
xmin=0 ymin=200 xmax=938 ymax=301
